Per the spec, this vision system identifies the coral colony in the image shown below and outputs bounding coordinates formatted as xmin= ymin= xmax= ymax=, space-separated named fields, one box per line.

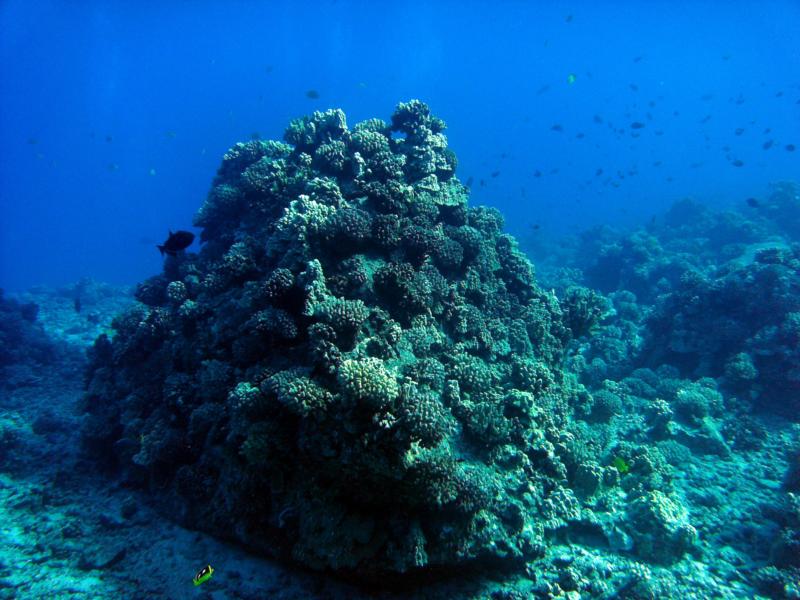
xmin=82 ymin=101 xmax=697 ymax=582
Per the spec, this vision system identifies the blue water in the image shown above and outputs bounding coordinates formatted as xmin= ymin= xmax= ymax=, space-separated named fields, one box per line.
xmin=1 ymin=1 xmax=798 ymax=290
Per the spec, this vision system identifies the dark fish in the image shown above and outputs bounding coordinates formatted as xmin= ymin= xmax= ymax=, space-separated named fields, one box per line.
xmin=490 ymin=170 xmax=500 ymax=178
xmin=776 ymin=91 xmax=784 ymax=97
xmin=158 ymin=230 xmax=195 ymax=256
xmin=305 ymin=89 xmax=320 ymax=99
xmin=786 ymin=144 xmax=796 ymax=152
xmin=734 ymin=127 xmax=744 ymax=135
xmin=74 ymin=297 xmax=82 ymax=313
xmin=479 ymin=179 xmax=486 ymax=187
xmin=549 ymin=168 xmax=559 ymax=174
xmin=565 ymin=14 xmax=573 ymax=22
xmin=536 ymin=84 xmax=550 ymax=95
xmin=531 ymin=223 xmax=541 ymax=230
xmin=576 ymin=132 xmax=585 ymax=139
xmin=700 ymin=115 xmax=711 ymax=123
xmin=465 ymin=176 xmax=474 ymax=187
xmin=593 ymin=114 xmax=604 ymax=124
xmin=763 ymin=127 xmax=771 ymax=134
xmin=633 ymin=56 xmax=643 ymax=63
xmin=533 ymin=170 xmax=542 ymax=178
xmin=629 ymin=83 xmax=639 ymax=91
xmin=27 ymin=137 xmax=38 ymax=145
xmin=763 ymin=140 xmax=774 ymax=150
xmin=701 ymin=93 xmax=713 ymax=101
xmin=746 ymin=197 xmax=760 ymax=208
xmin=595 ymin=168 xmax=603 ymax=176
xmin=105 ymin=134 xmax=113 ymax=143
xmin=654 ymin=129 xmax=664 ymax=136
xmin=731 ymin=159 xmax=744 ymax=167
xmin=630 ymin=122 xmax=645 ymax=129
xmin=551 ymin=124 xmax=563 ymax=132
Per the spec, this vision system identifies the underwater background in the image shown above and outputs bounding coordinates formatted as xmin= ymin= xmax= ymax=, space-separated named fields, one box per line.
xmin=1 ymin=1 xmax=800 ymax=599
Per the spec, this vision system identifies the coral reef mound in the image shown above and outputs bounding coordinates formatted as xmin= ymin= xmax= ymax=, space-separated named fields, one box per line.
xmin=82 ymin=101 xmax=601 ymax=582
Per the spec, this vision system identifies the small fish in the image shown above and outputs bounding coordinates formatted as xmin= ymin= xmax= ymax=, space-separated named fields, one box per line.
xmin=629 ymin=83 xmax=639 ymax=92
xmin=533 ymin=170 xmax=542 ymax=178
xmin=565 ymin=14 xmax=573 ymax=22
xmin=593 ymin=115 xmax=603 ymax=124
xmin=550 ymin=124 xmax=563 ymax=132
xmin=531 ymin=223 xmax=541 ymax=230
xmin=490 ymin=170 xmax=500 ymax=178
xmin=479 ymin=179 xmax=486 ymax=187
xmin=107 ymin=163 xmax=119 ymax=171
xmin=746 ymin=197 xmax=760 ymax=208
xmin=731 ymin=159 xmax=744 ymax=167
xmin=305 ymin=89 xmax=320 ymax=99
xmin=776 ymin=91 xmax=784 ymax=97
xmin=654 ymin=129 xmax=664 ymax=136
xmin=465 ymin=176 xmax=474 ymax=187
xmin=193 ymin=565 xmax=214 ymax=587
xmin=786 ymin=144 xmax=796 ymax=152
xmin=700 ymin=115 xmax=712 ymax=123
xmin=27 ymin=137 xmax=38 ymax=145
xmin=701 ymin=93 xmax=714 ymax=101
xmin=74 ymin=297 xmax=82 ymax=313
xmin=165 ymin=131 xmax=177 ymax=139
xmin=763 ymin=127 xmax=771 ymax=134
xmin=630 ymin=122 xmax=645 ymax=129
xmin=105 ymin=134 xmax=113 ymax=143
xmin=536 ymin=84 xmax=551 ymax=95
xmin=595 ymin=168 xmax=603 ymax=176
xmin=763 ymin=140 xmax=774 ymax=150
xmin=734 ymin=127 xmax=745 ymax=135
xmin=575 ymin=132 xmax=585 ymax=139
xmin=158 ymin=230 xmax=195 ymax=256
xmin=149 ymin=168 xmax=157 ymax=176
xmin=633 ymin=55 xmax=643 ymax=63
xmin=567 ymin=73 xmax=577 ymax=85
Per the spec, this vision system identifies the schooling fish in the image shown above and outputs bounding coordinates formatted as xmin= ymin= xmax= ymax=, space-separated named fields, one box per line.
xmin=746 ymin=197 xmax=760 ymax=208
xmin=158 ymin=230 xmax=195 ymax=256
